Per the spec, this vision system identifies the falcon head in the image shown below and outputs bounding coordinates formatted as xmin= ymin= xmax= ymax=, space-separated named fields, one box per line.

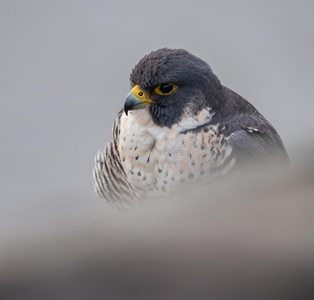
xmin=124 ymin=48 xmax=222 ymax=127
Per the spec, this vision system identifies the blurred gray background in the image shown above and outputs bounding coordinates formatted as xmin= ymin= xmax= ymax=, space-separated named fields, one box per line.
xmin=1 ymin=1 xmax=314 ymax=298
xmin=1 ymin=0 xmax=314 ymax=208
xmin=1 ymin=0 xmax=314 ymax=220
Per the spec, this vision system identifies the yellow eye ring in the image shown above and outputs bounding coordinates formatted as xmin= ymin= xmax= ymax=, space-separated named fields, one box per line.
xmin=155 ymin=83 xmax=177 ymax=95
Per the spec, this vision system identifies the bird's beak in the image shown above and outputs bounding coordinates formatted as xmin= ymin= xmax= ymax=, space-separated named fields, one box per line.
xmin=124 ymin=85 xmax=154 ymax=116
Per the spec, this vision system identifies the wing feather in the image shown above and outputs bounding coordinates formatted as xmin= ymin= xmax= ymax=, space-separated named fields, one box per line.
xmin=227 ymin=114 xmax=289 ymax=168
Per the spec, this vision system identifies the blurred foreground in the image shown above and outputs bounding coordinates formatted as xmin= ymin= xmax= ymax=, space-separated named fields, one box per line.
xmin=1 ymin=161 xmax=314 ymax=300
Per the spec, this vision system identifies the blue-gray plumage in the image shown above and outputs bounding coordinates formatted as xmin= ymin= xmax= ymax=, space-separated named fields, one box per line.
xmin=94 ymin=48 xmax=289 ymax=207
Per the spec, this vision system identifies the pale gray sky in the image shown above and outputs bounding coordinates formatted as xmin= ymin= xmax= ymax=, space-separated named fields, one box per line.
xmin=1 ymin=0 xmax=313 ymax=216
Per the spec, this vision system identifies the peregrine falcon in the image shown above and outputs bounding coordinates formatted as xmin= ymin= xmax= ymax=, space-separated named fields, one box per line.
xmin=94 ymin=48 xmax=289 ymax=207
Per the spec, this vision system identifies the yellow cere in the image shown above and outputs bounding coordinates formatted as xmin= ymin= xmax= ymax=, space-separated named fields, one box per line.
xmin=131 ymin=85 xmax=145 ymax=99
xmin=131 ymin=85 xmax=155 ymax=104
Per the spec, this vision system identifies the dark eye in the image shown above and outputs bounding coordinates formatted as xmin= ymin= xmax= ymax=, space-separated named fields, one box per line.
xmin=155 ymin=83 xmax=177 ymax=95
xmin=159 ymin=84 xmax=173 ymax=93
